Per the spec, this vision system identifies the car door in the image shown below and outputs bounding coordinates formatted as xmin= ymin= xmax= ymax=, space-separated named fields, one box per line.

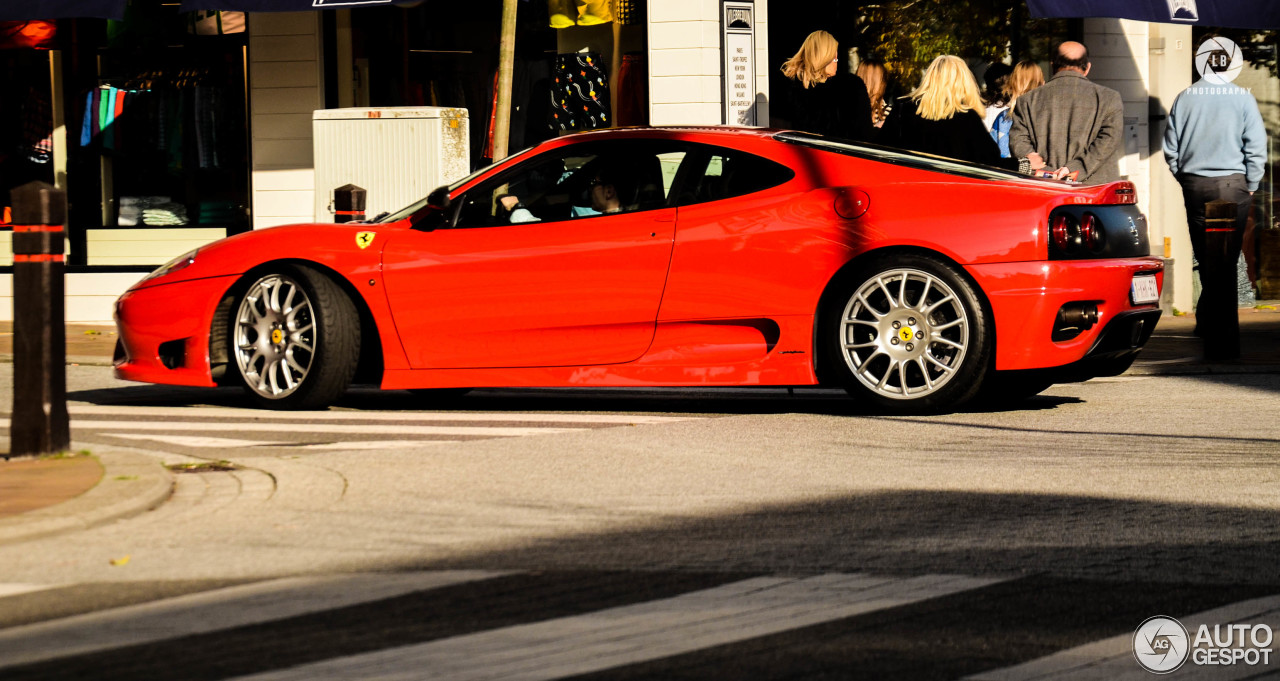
xmin=382 ymin=140 xmax=691 ymax=369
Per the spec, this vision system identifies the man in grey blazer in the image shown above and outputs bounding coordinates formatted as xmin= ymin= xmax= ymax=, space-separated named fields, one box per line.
xmin=1009 ymin=41 xmax=1125 ymax=184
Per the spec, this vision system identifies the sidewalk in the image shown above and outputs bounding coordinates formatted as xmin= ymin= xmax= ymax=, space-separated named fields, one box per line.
xmin=1 ymin=307 xmax=1279 ymax=544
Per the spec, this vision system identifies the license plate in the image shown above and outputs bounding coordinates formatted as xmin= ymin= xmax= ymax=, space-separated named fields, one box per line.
xmin=1131 ymin=275 xmax=1159 ymax=304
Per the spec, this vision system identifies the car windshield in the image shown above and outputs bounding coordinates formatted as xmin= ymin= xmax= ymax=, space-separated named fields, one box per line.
xmin=774 ymin=131 xmax=1027 ymax=182
xmin=371 ymin=145 xmax=538 ymax=223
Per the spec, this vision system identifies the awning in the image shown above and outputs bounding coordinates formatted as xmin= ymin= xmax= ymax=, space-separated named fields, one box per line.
xmin=0 ymin=0 xmax=126 ymax=20
xmin=177 ymin=0 xmax=412 ymax=11
xmin=1026 ymin=0 xmax=1280 ymax=30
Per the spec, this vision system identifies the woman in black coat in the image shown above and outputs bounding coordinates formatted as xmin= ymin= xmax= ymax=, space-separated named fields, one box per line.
xmin=781 ymin=30 xmax=874 ymax=144
xmin=881 ymin=55 xmax=1020 ymax=171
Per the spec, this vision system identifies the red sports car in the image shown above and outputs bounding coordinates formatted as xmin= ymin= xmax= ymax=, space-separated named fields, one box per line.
xmin=114 ymin=127 xmax=1163 ymax=412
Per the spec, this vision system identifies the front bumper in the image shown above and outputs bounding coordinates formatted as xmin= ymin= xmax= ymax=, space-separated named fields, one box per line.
xmin=113 ymin=274 xmax=237 ymax=387
xmin=968 ymin=257 xmax=1164 ymax=371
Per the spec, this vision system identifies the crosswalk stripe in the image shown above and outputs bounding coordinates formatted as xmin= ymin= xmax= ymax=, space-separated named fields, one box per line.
xmin=0 ymin=571 xmax=512 ymax=670
xmin=227 ymin=573 xmax=1007 ymax=681
xmin=0 ymin=584 xmax=59 ymax=598
xmin=66 ymin=405 xmax=695 ymax=425
xmin=291 ymin=440 xmax=460 ymax=450
xmin=71 ymin=420 xmax=584 ymax=437
xmin=964 ymin=595 xmax=1280 ymax=681
xmin=107 ymin=434 xmax=280 ymax=448
xmin=106 ymin=435 xmax=463 ymax=451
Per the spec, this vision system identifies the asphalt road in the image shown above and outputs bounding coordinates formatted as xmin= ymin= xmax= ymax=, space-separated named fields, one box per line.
xmin=1 ymin=364 xmax=1278 ymax=680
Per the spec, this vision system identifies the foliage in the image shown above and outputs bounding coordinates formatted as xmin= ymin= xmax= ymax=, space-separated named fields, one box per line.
xmin=844 ymin=0 xmax=1071 ymax=91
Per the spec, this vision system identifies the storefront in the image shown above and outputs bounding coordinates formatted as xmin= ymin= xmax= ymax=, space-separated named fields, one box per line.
xmin=1 ymin=6 xmax=251 ymax=267
xmin=0 ymin=0 xmax=771 ymax=321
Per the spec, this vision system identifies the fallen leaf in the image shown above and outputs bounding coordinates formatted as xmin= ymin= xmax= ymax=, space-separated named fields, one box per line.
xmin=109 ymin=555 xmax=130 ymax=566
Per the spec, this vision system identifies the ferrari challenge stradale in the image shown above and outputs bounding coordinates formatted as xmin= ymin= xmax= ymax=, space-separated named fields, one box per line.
xmin=114 ymin=127 xmax=1164 ymax=413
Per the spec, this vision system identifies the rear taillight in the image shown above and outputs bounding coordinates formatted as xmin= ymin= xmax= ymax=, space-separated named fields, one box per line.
xmin=1050 ymin=214 xmax=1078 ymax=253
xmin=1081 ymin=213 xmax=1104 ymax=252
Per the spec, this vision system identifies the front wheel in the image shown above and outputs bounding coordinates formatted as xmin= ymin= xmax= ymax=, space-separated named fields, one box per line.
xmin=825 ymin=254 xmax=992 ymax=413
xmin=231 ymin=266 xmax=360 ymax=410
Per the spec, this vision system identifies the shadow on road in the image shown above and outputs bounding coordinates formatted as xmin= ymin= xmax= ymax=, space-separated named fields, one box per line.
xmin=409 ymin=489 xmax=1280 ymax=585
xmin=67 ymin=384 xmax=1082 ymax=416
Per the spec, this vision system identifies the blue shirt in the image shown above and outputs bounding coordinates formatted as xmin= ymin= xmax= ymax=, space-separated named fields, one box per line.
xmin=1163 ymin=81 xmax=1267 ymax=191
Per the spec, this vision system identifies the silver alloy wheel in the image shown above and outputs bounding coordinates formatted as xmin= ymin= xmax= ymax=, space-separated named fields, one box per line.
xmin=234 ymin=274 xmax=317 ymax=400
xmin=839 ymin=268 xmax=970 ymax=400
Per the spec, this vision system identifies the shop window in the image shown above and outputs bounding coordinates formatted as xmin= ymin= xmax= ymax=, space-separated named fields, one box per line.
xmin=61 ymin=3 xmax=250 ymax=267
xmin=345 ymin=1 xmax=648 ymax=170
xmin=0 ymin=46 xmax=56 ymax=237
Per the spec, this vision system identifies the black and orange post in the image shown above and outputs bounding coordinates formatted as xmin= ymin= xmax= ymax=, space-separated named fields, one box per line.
xmin=10 ymin=181 xmax=70 ymax=457
xmin=333 ymin=184 xmax=367 ymax=223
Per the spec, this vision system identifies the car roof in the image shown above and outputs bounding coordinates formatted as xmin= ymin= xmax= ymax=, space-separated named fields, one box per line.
xmin=562 ymin=126 xmax=784 ymax=142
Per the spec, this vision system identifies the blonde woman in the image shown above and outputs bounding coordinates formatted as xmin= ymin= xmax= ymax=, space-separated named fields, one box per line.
xmin=855 ymin=59 xmax=890 ymax=128
xmin=990 ymin=60 xmax=1045 ymax=157
xmin=881 ymin=55 xmax=1014 ymax=168
xmin=781 ymin=30 xmax=873 ymax=142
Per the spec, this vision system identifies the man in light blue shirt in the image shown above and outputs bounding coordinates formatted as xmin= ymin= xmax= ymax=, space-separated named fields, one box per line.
xmin=1163 ymin=41 xmax=1267 ymax=361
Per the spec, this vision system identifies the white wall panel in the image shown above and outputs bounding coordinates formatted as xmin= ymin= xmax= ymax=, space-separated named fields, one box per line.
xmin=249 ymin=12 xmax=323 ymax=230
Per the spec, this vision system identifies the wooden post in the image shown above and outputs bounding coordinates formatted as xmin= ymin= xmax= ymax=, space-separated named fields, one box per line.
xmin=10 ymin=181 xmax=70 ymax=457
xmin=491 ymin=0 xmax=518 ymax=162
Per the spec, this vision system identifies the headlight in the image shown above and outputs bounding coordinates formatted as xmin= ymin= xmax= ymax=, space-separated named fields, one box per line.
xmin=141 ymin=249 xmax=198 ymax=283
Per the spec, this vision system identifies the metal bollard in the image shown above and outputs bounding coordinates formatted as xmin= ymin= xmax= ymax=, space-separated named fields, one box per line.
xmin=333 ymin=184 xmax=366 ymax=224
xmin=9 ymin=181 xmax=71 ymax=457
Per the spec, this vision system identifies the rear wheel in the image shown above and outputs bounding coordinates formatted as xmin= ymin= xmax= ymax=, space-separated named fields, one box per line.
xmin=826 ymin=254 xmax=992 ymax=413
xmin=231 ymin=266 xmax=359 ymax=410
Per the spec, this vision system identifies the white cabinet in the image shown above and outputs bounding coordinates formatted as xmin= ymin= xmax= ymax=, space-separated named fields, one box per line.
xmin=312 ymin=107 xmax=470 ymax=222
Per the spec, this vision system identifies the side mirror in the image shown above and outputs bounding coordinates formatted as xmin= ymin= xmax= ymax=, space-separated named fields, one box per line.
xmin=426 ymin=185 xmax=451 ymax=210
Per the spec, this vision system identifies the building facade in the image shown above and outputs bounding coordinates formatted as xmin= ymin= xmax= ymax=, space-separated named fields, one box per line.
xmin=2 ymin=3 xmax=1275 ymax=324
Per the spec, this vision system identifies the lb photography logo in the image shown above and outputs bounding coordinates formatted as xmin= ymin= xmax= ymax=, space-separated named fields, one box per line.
xmin=1196 ymin=36 xmax=1243 ymax=85
xmin=1134 ymin=615 xmax=1275 ymax=675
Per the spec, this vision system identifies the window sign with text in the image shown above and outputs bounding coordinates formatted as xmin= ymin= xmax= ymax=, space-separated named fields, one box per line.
xmin=722 ymin=1 xmax=756 ymax=126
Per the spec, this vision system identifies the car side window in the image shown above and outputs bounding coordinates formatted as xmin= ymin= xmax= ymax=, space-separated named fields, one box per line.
xmin=677 ymin=148 xmax=796 ymax=206
xmin=453 ymin=141 xmax=690 ymax=228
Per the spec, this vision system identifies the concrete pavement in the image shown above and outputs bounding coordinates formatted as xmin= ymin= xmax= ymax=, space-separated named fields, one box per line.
xmin=1 ymin=306 xmax=1278 ymax=547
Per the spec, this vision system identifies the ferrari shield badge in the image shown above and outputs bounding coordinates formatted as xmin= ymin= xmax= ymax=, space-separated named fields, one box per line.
xmin=355 ymin=232 xmax=376 ymax=249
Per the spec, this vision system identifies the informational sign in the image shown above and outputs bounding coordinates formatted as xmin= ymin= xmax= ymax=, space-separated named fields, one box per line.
xmin=721 ymin=1 xmax=756 ymax=126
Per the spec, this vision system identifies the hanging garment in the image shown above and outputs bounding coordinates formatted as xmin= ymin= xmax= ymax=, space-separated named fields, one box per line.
xmin=548 ymin=0 xmax=575 ymax=28
xmin=614 ymin=53 xmax=647 ymax=127
xmin=21 ymin=86 xmax=53 ymax=164
xmin=612 ymin=0 xmax=643 ymax=25
xmin=102 ymin=87 xmax=118 ymax=150
xmin=576 ymin=0 xmax=613 ymax=24
xmin=547 ymin=0 xmax=613 ymax=27
xmin=549 ymin=52 xmax=610 ymax=132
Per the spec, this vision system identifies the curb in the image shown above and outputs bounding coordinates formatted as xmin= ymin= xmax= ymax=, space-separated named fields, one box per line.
xmin=0 ymin=444 xmax=173 ymax=546
xmin=0 ymin=354 xmax=116 ymax=367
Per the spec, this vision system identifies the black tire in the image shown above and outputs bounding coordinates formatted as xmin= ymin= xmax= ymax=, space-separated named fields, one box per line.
xmin=823 ymin=253 xmax=993 ymax=413
xmin=230 ymin=265 xmax=360 ymax=410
